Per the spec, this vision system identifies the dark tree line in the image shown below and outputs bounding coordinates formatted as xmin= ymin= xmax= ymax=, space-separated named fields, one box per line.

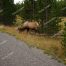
xmin=0 ymin=0 xmax=16 ymax=25
xmin=0 ymin=0 xmax=3 ymax=22
xmin=0 ymin=0 xmax=66 ymax=35
xmin=15 ymin=0 xmax=66 ymax=35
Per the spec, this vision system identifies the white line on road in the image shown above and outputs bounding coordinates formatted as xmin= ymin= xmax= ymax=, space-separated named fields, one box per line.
xmin=1 ymin=52 xmax=14 ymax=60
xmin=0 ymin=40 xmax=8 ymax=45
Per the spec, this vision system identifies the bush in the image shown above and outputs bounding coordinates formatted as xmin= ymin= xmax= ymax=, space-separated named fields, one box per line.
xmin=14 ymin=15 xmax=24 ymax=27
xmin=62 ymin=22 xmax=66 ymax=56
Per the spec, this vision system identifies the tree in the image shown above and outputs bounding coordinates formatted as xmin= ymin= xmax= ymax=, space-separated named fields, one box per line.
xmin=3 ymin=0 xmax=16 ymax=25
xmin=35 ymin=0 xmax=51 ymax=33
xmin=15 ymin=2 xmax=24 ymax=18
xmin=44 ymin=0 xmax=61 ymax=35
xmin=61 ymin=0 xmax=66 ymax=16
xmin=62 ymin=22 xmax=66 ymax=56
xmin=21 ymin=0 xmax=37 ymax=21
xmin=0 ymin=0 xmax=3 ymax=22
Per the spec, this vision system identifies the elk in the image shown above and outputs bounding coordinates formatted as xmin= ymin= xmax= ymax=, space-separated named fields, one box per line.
xmin=18 ymin=21 xmax=39 ymax=33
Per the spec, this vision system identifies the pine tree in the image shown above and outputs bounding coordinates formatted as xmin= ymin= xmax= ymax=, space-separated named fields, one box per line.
xmin=44 ymin=0 xmax=61 ymax=35
xmin=37 ymin=0 xmax=61 ymax=35
xmin=22 ymin=0 xmax=36 ymax=21
xmin=36 ymin=0 xmax=52 ymax=33
xmin=3 ymin=0 xmax=16 ymax=25
xmin=0 ymin=0 xmax=3 ymax=22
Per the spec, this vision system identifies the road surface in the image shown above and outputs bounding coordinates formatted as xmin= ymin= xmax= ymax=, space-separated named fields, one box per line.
xmin=0 ymin=32 xmax=65 ymax=66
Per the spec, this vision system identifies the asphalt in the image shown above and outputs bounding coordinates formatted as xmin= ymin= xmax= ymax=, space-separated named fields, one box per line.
xmin=0 ymin=32 xmax=66 ymax=66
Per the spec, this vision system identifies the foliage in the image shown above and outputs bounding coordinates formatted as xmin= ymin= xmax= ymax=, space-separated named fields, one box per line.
xmin=2 ymin=0 xmax=16 ymax=25
xmin=44 ymin=0 xmax=61 ymax=35
xmin=14 ymin=15 xmax=24 ymax=26
xmin=15 ymin=0 xmax=66 ymax=35
xmin=0 ymin=1 xmax=3 ymax=23
xmin=22 ymin=0 xmax=36 ymax=21
xmin=62 ymin=22 xmax=66 ymax=56
xmin=35 ymin=0 xmax=61 ymax=35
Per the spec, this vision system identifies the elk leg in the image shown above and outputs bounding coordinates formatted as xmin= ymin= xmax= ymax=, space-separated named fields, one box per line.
xmin=26 ymin=28 xmax=29 ymax=33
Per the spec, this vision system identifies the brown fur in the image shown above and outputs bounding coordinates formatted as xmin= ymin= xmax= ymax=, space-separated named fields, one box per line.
xmin=18 ymin=21 xmax=39 ymax=32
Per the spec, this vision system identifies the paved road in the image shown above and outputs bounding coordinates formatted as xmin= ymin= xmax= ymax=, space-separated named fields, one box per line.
xmin=0 ymin=32 xmax=65 ymax=66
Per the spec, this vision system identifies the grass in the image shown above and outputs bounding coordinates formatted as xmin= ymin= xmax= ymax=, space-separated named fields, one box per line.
xmin=0 ymin=25 xmax=66 ymax=64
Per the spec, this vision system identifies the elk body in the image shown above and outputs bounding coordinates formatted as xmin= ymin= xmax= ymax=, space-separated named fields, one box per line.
xmin=18 ymin=21 xmax=39 ymax=33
